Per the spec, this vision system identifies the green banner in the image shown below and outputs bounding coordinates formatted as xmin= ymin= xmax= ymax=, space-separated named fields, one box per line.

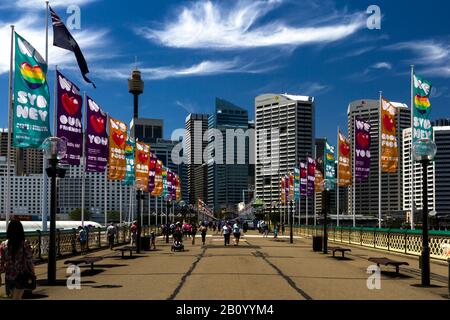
xmin=324 ymin=141 xmax=336 ymax=191
xmin=122 ymin=137 xmax=135 ymax=186
xmin=13 ymin=32 xmax=51 ymax=148
xmin=413 ymin=73 xmax=433 ymax=142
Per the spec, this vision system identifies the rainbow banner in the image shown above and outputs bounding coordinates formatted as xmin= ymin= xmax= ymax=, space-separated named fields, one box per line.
xmin=135 ymin=141 xmax=150 ymax=191
xmin=13 ymin=32 xmax=51 ymax=148
xmin=122 ymin=137 xmax=135 ymax=186
xmin=293 ymin=168 xmax=300 ymax=201
xmin=413 ymin=73 xmax=433 ymax=142
xmin=107 ymin=117 xmax=127 ymax=180
xmin=338 ymin=131 xmax=352 ymax=186
xmin=381 ymin=97 xmax=398 ymax=173
xmin=162 ymin=166 xmax=168 ymax=201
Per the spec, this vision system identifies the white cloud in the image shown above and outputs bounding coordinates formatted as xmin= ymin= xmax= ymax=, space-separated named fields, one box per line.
xmin=298 ymin=82 xmax=331 ymax=96
xmin=0 ymin=14 xmax=109 ymax=75
xmin=137 ymin=0 xmax=365 ymax=50
xmin=371 ymin=62 xmax=392 ymax=70
xmin=1 ymin=0 xmax=98 ymax=9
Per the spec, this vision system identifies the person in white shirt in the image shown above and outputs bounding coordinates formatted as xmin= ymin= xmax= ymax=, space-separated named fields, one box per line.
xmin=221 ymin=222 xmax=231 ymax=246
xmin=232 ymin=221 xmax=241 ymax=246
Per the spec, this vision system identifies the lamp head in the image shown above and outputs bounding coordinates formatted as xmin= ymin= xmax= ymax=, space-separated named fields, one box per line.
xmin=412 ymin=138 xmax=437 ymax=163
xmin=42 ymin=137 xmax=67 ymax=161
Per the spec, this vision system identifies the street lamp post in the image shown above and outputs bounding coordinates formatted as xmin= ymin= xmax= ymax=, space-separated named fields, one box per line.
xmin=135 ymin=189 xmax=144 ymax=253
xmin=43 ymin=137 xmax=67 ymax=285
xmin=166 ymin=199 xmax=170 ymax=243
xmin=413 ymin=138 xmax=437 ymax=287
xmin=323 ymin=187 xmax=330 ymax=254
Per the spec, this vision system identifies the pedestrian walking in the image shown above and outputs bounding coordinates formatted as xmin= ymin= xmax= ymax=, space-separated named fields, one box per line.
xmin=150 ymin=231 xmax=156 ymax=250
xmin=191 ymin=223 xmax=198 ymax=245
xmin=263 ymin=222 xmax=269 ymax=237
xmin=130 ymin=221 xmax=138 ymax=246
xmin=222 ymin=221 xmax=231 ymax=246
xmin=199 ymin=222 xmax=207 ymax=246
xmin=0 ymin=220 xmax=36 ymax=300
xmin=106 ymin=222 xmax=116 ymax=250
xmin=232 ymin=221 xmax=241 ymax=246
xmin=273 ymin=224 xmax=279 ymax=239
xmin=77 ymin=226 xmax=88 ymax=254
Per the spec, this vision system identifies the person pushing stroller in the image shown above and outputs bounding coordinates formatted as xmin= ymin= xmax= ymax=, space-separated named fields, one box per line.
xmin=171 ymin=222 xmax=184 ymax=252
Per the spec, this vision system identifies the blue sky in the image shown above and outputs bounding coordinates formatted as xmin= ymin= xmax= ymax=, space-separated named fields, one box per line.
xmin=1 ymin=0 xmax=450 ymax=147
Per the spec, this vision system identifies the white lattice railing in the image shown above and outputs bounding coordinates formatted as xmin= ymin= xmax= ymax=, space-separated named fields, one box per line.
xmin=294 ymin=226 xmax=450 ymax=261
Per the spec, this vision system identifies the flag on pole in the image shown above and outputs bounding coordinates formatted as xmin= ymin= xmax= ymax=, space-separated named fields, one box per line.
xmin=324 ymin=141 xmax=336 ymax=190
xmin=280 ymin=176 xmax=286 ymax=204
xmin=151 ymin=160 xmax=163 ymax=196
xmin=284 ymin=174 xmax=290 ymax=203
xmin=289 ymin=171 xmax=294 ymax=201
xmin=50 ymin=6 xmax=96 ymax=88
xmin=13 ymin=32 xmax=51 ymax=148
xmin=300 ymin=162 xmax=307 ymax=198
xmin=293 ymin=168 xmax=300 ymax=201
xmin=86 ymin=96 xmax=108 ymax=172
xmin=354 ymin=117 xmax=371 ymax=181
xmin=122 ymin=137 xmax=135 ymax=185
xmin=107 ymin=117 xmax=127 ymax=180
xmin=148 ymin=153 xmax=156 ymax=193
xmin=413 ymin=73 xmax=433 ymax=141
xmin=307 ymin=157 xmax=316 ymax=196
xmin=338 ymin=131 xmax=352 ymax=186
xmin=381 ymin=97 xmax=398 ymax=173
xmin=315 ymin=168 xmax=325 ymax=193
xmin=135 ymin=141 xmax=150 ymax=191
xmin=176 ymin=175 xmax=181 ymax=202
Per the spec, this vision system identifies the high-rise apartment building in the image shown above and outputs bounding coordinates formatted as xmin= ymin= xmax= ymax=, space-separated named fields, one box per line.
xmin=347 ymin=99 xmax=410 ymax=220
xmin=255 ymin=94 xmax=315 ymax=218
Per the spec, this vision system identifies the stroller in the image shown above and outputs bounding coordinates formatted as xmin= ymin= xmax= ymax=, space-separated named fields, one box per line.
xmin=171 ymin=228 xmax=185 ymax=252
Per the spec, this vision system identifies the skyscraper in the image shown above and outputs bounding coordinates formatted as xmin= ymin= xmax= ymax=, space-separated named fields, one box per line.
xmin=255 ymin=94 xmax=315 ymax=219
xmin=347 ymin=99 xmax=410 ymax=222
xmin=207 ymin=98 xmax=251 ymax=215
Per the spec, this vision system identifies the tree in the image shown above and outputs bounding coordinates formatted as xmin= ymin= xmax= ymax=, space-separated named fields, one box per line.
xmin=69 ymin=208 xmax=91 ymax=221
xmin=107 ymin=211 xmax=121 ymax=222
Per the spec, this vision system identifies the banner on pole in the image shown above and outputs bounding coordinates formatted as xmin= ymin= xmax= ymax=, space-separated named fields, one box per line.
xmin=122 ymin=137 xmax=135 ymax=186
xmin=413 ymin=73 xmax=433 ymax=142
xmin=56 ymin=70 xmax=83 ymax=166
xmin=294 ymin=168 xmax=300 ymax=201
xmin=107 ymin=117 xmax=127 ymax=180
xmin=300 ymin=162 xmax=307 ymax=198
xmin=324 ymin=142 xmax=336 ymax=190
xmin=338 ymin=131 xmax=352 ymax=186
xmin=148 ymin=153 xmax=156 ymax=193
xmin=86 ymin=96 xmax=108 ymax=172
xmin=315 ymin=169 xmax=324 ymax=193
xmin=381 ymin=98 xmax=398 ymax=173
xmin=307 ymin=157 xmax=316 ymax=196
xmin=355 ymin=117 xmax=371 ymax=182
xmin=13 ymin=32 xmax=51 ymax=148
xmin=135 ymin=141 xmax=150 ymax=191
xmin=151 ymin=160 xmax=163 ymax=197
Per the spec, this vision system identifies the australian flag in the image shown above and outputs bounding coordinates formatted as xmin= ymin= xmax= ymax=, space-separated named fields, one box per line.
xmin=50 ymin=6 xmax=96 ymax=88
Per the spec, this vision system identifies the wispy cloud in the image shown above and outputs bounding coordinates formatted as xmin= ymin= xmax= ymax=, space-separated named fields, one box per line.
xmin=137 ymin=0 xmax=365 ymax=50
xmin=175 ymin=100 xmax=198 ymax=114
xmin=371 ymin=62 xmax=392 ymax=70
xmin=386 ymin=40 xmax=450 ymax=77
xmin=298 ymin=82 xmax=332 ymax=96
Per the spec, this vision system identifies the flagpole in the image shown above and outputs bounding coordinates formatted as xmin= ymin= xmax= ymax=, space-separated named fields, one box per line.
xmin=81 ymin=92 xmax=87 ymax=227
xmin=378 ymin=91 xmax=383 ymax=229
xmin=104 ymin=169 xmax=107 ymax=227
xmin=5 ymin=25 xmax=15 ymax=229
xmin=410 ymin=65 xmax=415 ymax=230
xmin=337 ymin=128 xmax=340 ymax=227
xmin=119 ymin=182 xmax=122 ymax=226
xmin=155 ymin=196 xmax=158 ymax=231
xmin=314 ymin=144 xmax=317 ymax=226
xmin=148 ymin=193 xmax=151 ymax=231
xmin=353 ymin=118 xmax=356 ymax=227
xmin=42 ymin=1 xmax=49 ymax=231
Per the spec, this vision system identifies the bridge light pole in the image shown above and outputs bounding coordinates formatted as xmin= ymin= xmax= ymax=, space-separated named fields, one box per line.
xmin=413 ymin=138 xmax=437 ymax=287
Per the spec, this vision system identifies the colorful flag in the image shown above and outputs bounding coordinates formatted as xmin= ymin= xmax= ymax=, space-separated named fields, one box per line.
xmin=107 ymin=117 xmax=127 ymax=180
xmin=148 ymin=153 xmax=157 ymax=193
xmin=122 ymin=137 xmax=135 ymax=186
xmin=315 ymin=169 xmax=325 ymax=193
xmin=355 ymin=117 xmax=371 ymax=182
xmin=50 ymin=6 xmax=95 ymax=88
xmin=413 ymin=73 xmax=433 ymax=142
xmin=289 ymin=171 xmax=294 ymax=201
xmin=381 ymin=98 xmax=398 ymax=173
xmin=13 ymin=32 xmax=51 ymax=148
xmin=300 ymin=162 xmax=307 ymax=198
xmin=56 ymin=70 xmax=83 ymax=165
xmin=176 ymin=175 xmax=181 ymax=202
xmin=307 ymin=157 xmax=316 ymax=197
xmin=135 ymin=141 xmax=150 ymax=191
xmin=324 ymin=141 xmax=336 ymax=190
xmin=338 ymin=131 xmax=352 ymax=186
xmin=162 ymin=166 xmax=169 ymax=201
xmin=151 ymin=160 xmax=163 ymax=196
xmin=293 ymin=168 xmax=300 ymax=201
xmin=86 ymin=96 xmax=108 ymax=172
xmin=280 ymin=176 xmax=286 ymax=204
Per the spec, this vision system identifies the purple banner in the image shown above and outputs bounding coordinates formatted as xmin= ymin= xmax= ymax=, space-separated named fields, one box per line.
xmin=355 ymin=117 xmax=371 ymax=182
xmin=307 ymin=157 xmax=316 ymax=197
xmin=148 ymin=153 xmax=156 ymax=193
xmin=300 ymin=162 xmax=307 ymax=198
xmin=86 ymin=96 xmax=108 ymax=172
xmin=56 ymin=71 xmax=83 ymax=166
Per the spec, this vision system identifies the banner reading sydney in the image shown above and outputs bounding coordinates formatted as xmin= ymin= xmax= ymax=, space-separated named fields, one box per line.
xmin=413 ymin=73 xmax=433 ymax=142
xmin=86 ymin=97 xmax=108 ymax=172
xmin=13 ymin=33 xmax=51 ymax=148
xmin=56 ymin=70 xmax=83 ymax=166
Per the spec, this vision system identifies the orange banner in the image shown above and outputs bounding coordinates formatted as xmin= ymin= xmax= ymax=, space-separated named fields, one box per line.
xmin=381 ymin=98 xmax=398 ymax=173
xmin=151 ymin=159 xmax=163 ymax=196
xmin=135 ymin=141 xmax=150 ymax=191
xmin=280 ymin=176 xmax=286 ymax=204
xmin=338 ymin=131 xmax=352 ymax=186
xmin=175 ymin=175 xmax=181 ymax=201
xmin=315 ymin=169 xmax=324 ymax=193
xmin=107 ymin=118 xmax=127 ymax=180
xmin=289 ymin=171 xmax=294 ymax=201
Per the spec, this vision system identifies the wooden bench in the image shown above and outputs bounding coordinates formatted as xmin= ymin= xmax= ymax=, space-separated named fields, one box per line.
xmin=115 ymin=246 xmax=137 ymax=258
xmin=64 ymin=256 xmax=103 ymax=271
xmin=328 ymin=246 xmax=352 ymax=258
xmin=368 ymin=257 xmax=409 ymax=275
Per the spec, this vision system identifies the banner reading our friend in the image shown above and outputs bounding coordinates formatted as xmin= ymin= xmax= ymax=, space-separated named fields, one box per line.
xmin=338 ymin=131 xmax=352 ymax=186
xmin=56 ymin=70 xmax=83 ymax=166
xmin=381 ymin=97 xmax=398 ymax=173
xmin=307 ymin=157 xmax=316 ymax=197
xmin=355 ymin=117 xmax=371 ymax=181
xmin=413 ymin=73 xmax=433 ymax=142
xmin=108 ymin=118 xmax=127 ymax=180
xmin=135 ymin=141 xmax=150 ymax=191
xmin=13 ymin=32 xmax=51 ymax=148
xmin=86 ymin=96 xmax=108 ymax=172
